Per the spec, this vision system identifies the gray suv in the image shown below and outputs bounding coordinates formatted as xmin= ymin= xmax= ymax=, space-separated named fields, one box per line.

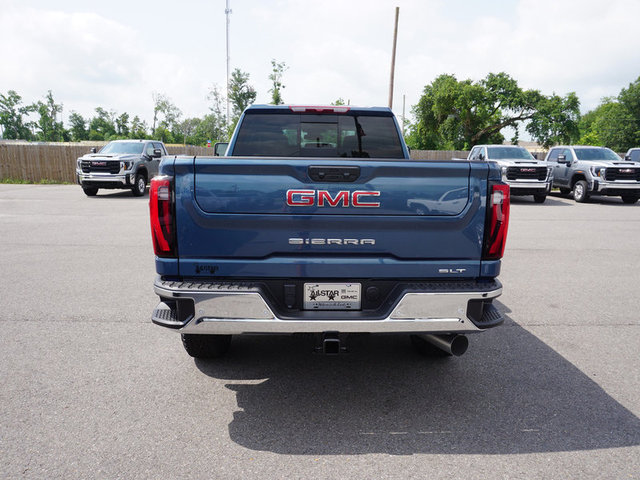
xmin=76 ymin=140 xmax=167 ymax=197
xmin=545 ymin=146 xmax=640 ymax=204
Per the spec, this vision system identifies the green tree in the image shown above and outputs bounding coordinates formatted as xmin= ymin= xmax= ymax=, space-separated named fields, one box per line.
xmin=154 ymin=125 xmax=175 ymax=144
xmin=178 ymin=117 xmax=202 ymax=145
xmin=151 ymin=93 xmax=181 ymax=142
xmin=129 ymin=116 xmax=148 ymax=139
xmin=577 ymin=99 xmax=636 ymax=151
xmin=619 ymin=77 xmax=640 ymax=120
xmin=115 ymin=112 xmax=130 ymax=137
xmin=0 ymin=90 xmax=35 ymax=140
xmin=576 ymin=76 xmax=640 ymax=151
xmin=88 ymin=107 xmax=116 ymax=140
xmin=618 ymin=76 xmax=640 ymax=146
xmin=201 ymin=84 xmax=229 ymax=143
xmin=527 ymin=92 xmax=580 ymax=148
xmin=33 ymin=90 xmax=66 ymax=142
xmin=268 ymin=59 xmax=288 ymax=105
xmin=68 ymin=111 xmax=88 ymax=141
xmin=408 ymin=73 xmax=580 ymax=150
xmin=228 ymin=68 xmax=257 ymax=119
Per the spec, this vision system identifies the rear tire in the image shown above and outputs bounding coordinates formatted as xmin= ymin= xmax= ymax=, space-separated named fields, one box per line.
xmin=82 ymin=187 xmax=98 ymax=196
xmin=533 ymin=194 xmax=546 ymax=203
xmin=573 ymin=180 xmax=589 ymax=203
xmin=410 ymin=335 xmax=451 ymax=358
xmin=131 ymin=173 xmax=146 ymax=197
xmin=621 ymin=195 xmax=638 ymax=204
xmin=181 ymin=334 xmax=231 ymax=359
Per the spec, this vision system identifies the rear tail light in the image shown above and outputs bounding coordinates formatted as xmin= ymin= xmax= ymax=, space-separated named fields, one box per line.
xmin=482 ymin=184 xmax=510 ymax=260
xmin=150 ymin=176 xmax=176 ymax=257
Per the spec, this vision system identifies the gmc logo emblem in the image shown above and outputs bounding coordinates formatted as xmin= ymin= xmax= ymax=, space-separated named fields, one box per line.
xmin=520 ymin=168 xmax=536 ymax=172
xmin=92 ymin=161 xmax=107 ymax=166
xmin=286 ymin=189 xmax=381 ymax=207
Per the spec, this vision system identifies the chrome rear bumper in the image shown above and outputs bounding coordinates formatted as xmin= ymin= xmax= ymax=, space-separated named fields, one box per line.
xmin=152 ymin=277 xmax=503 ymax=335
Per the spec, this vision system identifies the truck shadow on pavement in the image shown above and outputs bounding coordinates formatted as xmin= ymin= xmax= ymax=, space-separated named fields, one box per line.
xmin=195 ymin=313 xmax=640 ymax=455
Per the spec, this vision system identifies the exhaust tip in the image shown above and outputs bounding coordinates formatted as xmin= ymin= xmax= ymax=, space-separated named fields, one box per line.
xmin=449 ymin=334 xmax=469 ymax=357
xmin=414 ymin=334 xmax=469 ymax=357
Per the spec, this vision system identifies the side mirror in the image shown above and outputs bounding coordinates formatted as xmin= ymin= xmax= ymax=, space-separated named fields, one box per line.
xmin=478 ymin=153 xmax=485 ymax=161
xmin=625 ymin=155 xmax=631 ymax=161
xmin=557 ymin=154 xmax=567 ymax=164
xmin=214 ymin=142 xmax=229 ymax=156
xmin=90 ymin=147 xmax=97 ymax=154
xmin=152 ymin=148 xmax=162 ymax=158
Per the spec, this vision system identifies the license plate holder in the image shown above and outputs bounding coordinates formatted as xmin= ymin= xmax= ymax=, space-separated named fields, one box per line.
xmin=303 ymin=283 xmax=361 ymax=310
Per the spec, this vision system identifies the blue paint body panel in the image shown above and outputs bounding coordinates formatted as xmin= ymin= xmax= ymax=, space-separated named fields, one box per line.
xmin=165 ymin=158 xmax=496 ymax=280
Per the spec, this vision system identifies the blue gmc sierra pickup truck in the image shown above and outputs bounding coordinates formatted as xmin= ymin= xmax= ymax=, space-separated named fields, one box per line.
xmin=149 ymin=105 xmax=510 ymax=359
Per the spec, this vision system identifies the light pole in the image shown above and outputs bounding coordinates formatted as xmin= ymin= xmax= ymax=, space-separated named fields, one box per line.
xmin=225 ymin=0 xmax=232 ymax=124
xmin=388 ymin=7 xmax=399 ymax=109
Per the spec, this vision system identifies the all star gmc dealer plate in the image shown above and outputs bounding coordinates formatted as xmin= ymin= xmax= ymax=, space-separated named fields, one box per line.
xmin=303 ymin=283 xmax=362 ymax=310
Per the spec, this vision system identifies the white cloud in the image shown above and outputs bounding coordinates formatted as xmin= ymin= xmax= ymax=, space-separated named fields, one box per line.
xmin=0 ymin=4 xmax=224 ymax=125
xmin=1 ymin=0 xmax=639 ymax=132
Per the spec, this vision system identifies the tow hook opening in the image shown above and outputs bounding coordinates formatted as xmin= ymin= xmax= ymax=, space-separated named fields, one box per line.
xmin=314 ymin=332 xmax=348 ymax=355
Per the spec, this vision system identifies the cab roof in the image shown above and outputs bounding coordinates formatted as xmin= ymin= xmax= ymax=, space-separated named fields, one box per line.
xmin=245 ymin=104 xmax=394 ymax=116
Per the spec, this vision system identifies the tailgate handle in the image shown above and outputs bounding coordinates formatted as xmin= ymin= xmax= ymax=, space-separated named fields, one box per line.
xmin=308 ymin=166 xmax=360 ymax=182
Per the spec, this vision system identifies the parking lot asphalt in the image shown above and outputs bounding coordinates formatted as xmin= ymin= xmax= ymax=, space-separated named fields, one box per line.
xmin=0 ymin=184 xmax=639 ymax=479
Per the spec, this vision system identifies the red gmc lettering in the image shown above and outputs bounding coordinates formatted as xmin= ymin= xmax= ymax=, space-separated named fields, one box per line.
xmin=286 ymin=189 xmax=381 ymax=207
xmin=352 ymin=191 xmax=381 ymax=207
xmin=318 ymin=190 xmax=349 ymax=207
xmin=287 ymin=189 xmax=315 ymax=206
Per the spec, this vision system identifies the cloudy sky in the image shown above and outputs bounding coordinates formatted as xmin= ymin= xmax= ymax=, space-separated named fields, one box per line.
xmin=1 ymin=0 xmax=639 ymax=130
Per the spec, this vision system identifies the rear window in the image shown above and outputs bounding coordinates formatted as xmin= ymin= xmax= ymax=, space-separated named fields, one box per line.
xmin=231 ymin=112 xmax=404 ymax=158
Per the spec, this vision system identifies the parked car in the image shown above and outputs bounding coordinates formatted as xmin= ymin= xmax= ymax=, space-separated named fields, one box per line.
xmin=545 ymin=146 xmax=640 ymax=203
xmin=625 ymin=148 xmax=640 ymax=162
xmin=466 ymin=145 xmax=552 ymax=203
xmin=76 ymin=140 xmax=167 ymax=196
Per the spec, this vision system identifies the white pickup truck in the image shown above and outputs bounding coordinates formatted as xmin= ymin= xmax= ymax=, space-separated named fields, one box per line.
xmin=466 ymin=145 xmax=553 ymax=203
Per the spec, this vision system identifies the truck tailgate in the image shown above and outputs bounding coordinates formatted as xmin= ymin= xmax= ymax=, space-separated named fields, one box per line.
xmin=173 ymin=157 xmax=491 ymax=278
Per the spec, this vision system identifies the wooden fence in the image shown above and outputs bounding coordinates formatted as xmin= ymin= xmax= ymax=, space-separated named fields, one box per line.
xmin=0 ymin=144 xmax=553 ymax=183
xmin=0 ymin=143 xmax=213 ymax=183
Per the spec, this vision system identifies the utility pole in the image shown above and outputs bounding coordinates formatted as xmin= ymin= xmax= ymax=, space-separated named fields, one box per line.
xmin=388 ymin=6 xmax=399 ymax=109
xmin=402 ymin=94 xmax=406 ymax=136
xmin=225 ymin=0 xmax=232 ymax=124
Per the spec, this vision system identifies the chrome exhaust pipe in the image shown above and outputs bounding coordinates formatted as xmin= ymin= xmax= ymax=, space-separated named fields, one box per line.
xmin=419 ymin=334 xmax=468 ymax=356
